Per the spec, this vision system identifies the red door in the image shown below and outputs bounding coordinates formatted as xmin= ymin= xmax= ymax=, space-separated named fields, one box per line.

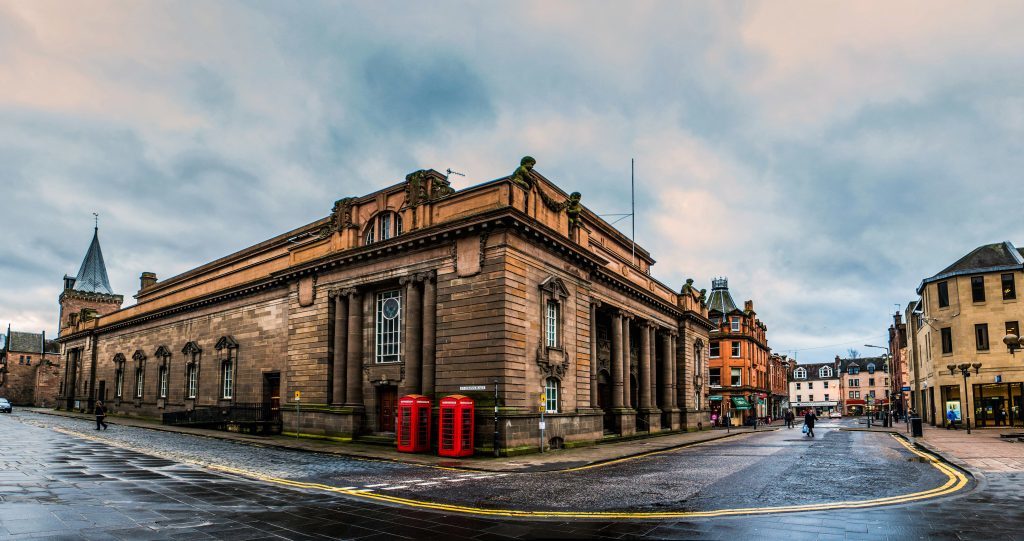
xmin=378 ymin=386 xmax=398 ymax=432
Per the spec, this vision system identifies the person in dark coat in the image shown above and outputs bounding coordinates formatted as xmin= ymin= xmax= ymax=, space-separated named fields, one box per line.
xmin=804 ymin=409 xmax=818 ymax=438
xmin=95 ymin=401 xmax=108 ymax=430
xmin=785 ymin=409 xmax=795 ymax=428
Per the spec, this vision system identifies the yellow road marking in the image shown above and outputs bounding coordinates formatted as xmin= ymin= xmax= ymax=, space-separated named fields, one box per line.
xmin=206 ymin=433 xmax=968 ymax=520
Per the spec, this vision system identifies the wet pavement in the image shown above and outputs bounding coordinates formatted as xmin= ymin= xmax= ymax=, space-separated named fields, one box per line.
xmin=2 ymin=411 xmax=1023 ymax=539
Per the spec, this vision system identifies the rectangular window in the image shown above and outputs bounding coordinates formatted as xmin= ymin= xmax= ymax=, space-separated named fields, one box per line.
xmin=808 ymin=394 xmax=814 ymax=401
xmin=849 ymin=391 xmax=855 ymax=399
xmin=222 ymin=362 xmax=233 ymax=399
xmin=1003 ymin=273 xmax=1016 ymax=300
xmin=115 ymin=370 xmax=124 ymax=398
xmin=869 ymin=390 xmax=876 ymax=398
xmin=941 ymin=327 xmax=953 ymax=354
xmin=730 ymin=367 xmax=742 ymax=386
xmin=375 ymin=290 xmax=402 ymax=363
xmin=808 ymin=382 xmax=814 ymax=389
xmin=1007 ymin=321 xmax=1020 ymax=338
xmin=823 ymin=381 xmax=829 ymax=388
xmin=545 ymin=379 xmax=559 ymax=413
xmin=796 ymin=395 xmax=802 ymax=402
xmin=971 ymin=276 xmax=985 ymax=303
xmin=975 ymin=323 xmax=990 ymax=351
xmin=731 ymin=342 xmax=741 ymax=358
xmin=710 ymin=341 xmax=720 ymax=358
xmin=730 ymin=316 xmax=740 ymax=332
xmin=795 ymin=382 xmax=801 ymax=390
xmin=709 ymin=368 xmax=721 ymax=387
xmin=545 ymin=300 xmax=559 ymax=348
xmin=937 ymin=281 xmax=949 ymax=308
xmin=869 ymin=378 xmax=875 ymax=386
xmin=824 ymin=394 xmax=829 ymax=401
xmin=186 ymin=364 xmax=197 ymax=399
xmin=379 ymin=213 xmax=392 ymax=241
xmin=159 ymin=367 xmax=168 ymax=398
xmin=135 ymin=368 xmax=144 ymax=398
xmin=855 ymin=391 xmax=860 ymax=399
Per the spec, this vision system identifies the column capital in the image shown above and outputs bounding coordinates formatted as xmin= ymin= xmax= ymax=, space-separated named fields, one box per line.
xmin=414 ymin=270 xmax=436 ymax=283
xmin=591 ymin=299 xmax=603 ymax=308
xmin=620 ymin=311 xmax=635 ymax=321
xmin=340 ymin=287 xmax=360 ymax=298
xmin=399 ymin=274 xmax=416 ymax=286
xmin=641 ymin=320 xmax=657 ymax=329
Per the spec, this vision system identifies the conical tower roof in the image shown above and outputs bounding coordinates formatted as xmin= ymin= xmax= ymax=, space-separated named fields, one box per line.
xmin=706 ymin=277 xmax=739 ymax=314
xmin=73 ymin=227 xmax=114 ymax=294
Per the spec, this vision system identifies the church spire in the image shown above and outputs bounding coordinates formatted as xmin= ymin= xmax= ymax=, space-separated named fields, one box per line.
xmin=73 ymin=223 xmax=114 ymax=295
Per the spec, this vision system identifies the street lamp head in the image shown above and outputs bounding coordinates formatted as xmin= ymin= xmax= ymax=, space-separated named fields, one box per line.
xmin=957 ymin=363 xmax=970 ymax=371
xmin=1003 ymin=334 xmax=1019 ymax=347
xmin=946 ymin=364 xmax=957 ymax=374
xmin=971 ymin=362 xmax=982 ymax=373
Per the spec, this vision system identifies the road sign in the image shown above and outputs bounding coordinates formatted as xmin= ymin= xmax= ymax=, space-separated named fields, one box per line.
xmin=901 ymin=386 xmax=911 ymax=391
xmin=294 ymin=391 xmax=301 ymax=401
xmin=459 ymin=385 xmax=486 ymax=391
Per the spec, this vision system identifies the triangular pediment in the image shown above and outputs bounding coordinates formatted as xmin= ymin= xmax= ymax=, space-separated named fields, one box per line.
xmin=154 ymin=345 xmax=171 ymax=358
xmin=215 ymin=336 xmax=238 ymax=350
xmin=181 ymin=341 xmax=202 ymax=355
xmin=539 ymin=276 xmax=570 ymax=298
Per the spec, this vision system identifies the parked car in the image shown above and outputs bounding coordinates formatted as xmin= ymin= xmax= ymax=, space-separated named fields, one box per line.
xmin=0 ymin=398 xmax=11 ymax=413
xmin=828 ymin=410 xmax=841 ymax=419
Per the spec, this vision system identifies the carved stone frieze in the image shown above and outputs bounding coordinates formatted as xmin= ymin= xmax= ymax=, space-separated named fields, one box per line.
xmin=331 ymin=197 xmax=357 ymax=232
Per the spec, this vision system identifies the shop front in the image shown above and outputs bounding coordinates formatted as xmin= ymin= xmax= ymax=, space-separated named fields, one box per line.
xmin=973 ymin=382 xmax=1024 ymax=427
xmin=791 ymin=400 xmax=838 ymax=415
xmin=709 ymin=394 xmax=724 ymax=426
xmin=845 ymin=399 xmax=865 ymax=416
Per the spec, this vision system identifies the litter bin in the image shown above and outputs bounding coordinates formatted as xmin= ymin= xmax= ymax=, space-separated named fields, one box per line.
xmin=911 ymin=416 xmax=923 ymax=437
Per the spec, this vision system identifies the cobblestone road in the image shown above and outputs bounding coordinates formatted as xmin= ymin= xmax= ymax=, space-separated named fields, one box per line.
xmin=2 ymin=411 xmax=1023 ymax=540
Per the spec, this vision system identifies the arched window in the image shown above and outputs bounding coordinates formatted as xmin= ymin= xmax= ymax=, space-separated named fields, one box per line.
xmin=364 ymin=212 xmax=403 ymax=245
xmin=545 ymin=377 xmax=560 ymax=413
xmin=794 ymin=367 xmax=807 ymax=379
xmin=819 ymin=366 xmax=833 ymax=378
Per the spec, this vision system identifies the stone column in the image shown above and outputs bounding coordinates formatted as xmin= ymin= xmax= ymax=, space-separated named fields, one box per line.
xmin=661 ymin=330 xmax=674 ymax=410
xmin=611 ymin=310 xmax=624 ymax=409
xmin=401 ymin=275 xmax=422 ymax=396
xmin=673 ymin=331 xmax=684 ymax=410
xmin=331 ymin=292 xmax=348 ymax=405
xmin=639 ymin=322 xmax=652 ymax=410
xmin=421 ymin=272 xmax=436 ymax=397
xmin=622 ymin=314 xmax=633 ymax=410
xmin=650 ymin=325 xmax=658 ymax=407
xmin=589 ymin=301 xmax=600 ymax=408
xmin=344 ymin=288 xmax=364 ymax=407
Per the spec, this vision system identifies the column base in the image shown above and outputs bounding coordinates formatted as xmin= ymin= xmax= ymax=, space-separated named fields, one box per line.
xmin=639 ymin=408 xmax=662 ymax=433
xmin=612 ymin=409 xmax=637 ymax=436
xmin=661 ymin=408 xmax=682 ymax=431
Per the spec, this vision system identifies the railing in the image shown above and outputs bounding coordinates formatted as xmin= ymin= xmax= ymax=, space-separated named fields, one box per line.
xmin=162 ymin=402 xmax=281 ymax=434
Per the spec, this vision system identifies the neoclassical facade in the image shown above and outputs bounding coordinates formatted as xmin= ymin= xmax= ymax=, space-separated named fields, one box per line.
xmin=57 ymin=157 xmax=713 ymax=452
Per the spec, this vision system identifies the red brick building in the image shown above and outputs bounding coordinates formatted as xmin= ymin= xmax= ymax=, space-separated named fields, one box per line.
xmin=57 ymin=157 xmax=714 ymax=453
xmin=706 ymin=278 xmax=771 ymax=426
xmin=0 ymin=328 xmax=61 ymax=406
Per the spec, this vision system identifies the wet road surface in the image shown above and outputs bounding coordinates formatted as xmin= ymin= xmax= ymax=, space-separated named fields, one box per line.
xmin=1 ymin=411 xmax=1022 ymax=539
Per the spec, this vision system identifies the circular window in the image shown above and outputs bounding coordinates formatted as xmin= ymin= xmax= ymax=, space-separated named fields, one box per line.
xmin=382 ymin=297 xmax=400 ymax=319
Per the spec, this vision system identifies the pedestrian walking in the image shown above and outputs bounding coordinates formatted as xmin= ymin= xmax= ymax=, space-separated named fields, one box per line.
xmin=785 ymin=409 xmax=795 ymax=428
xmin=711 ymin=413 xmax=718 ymax=427
xmin=94 ymin=401 xmax=108 ymax=430
xmin=804 ymin=409 xmax=817 ymax=438
xmin=946 ymin=407 xmax=957 ymax=429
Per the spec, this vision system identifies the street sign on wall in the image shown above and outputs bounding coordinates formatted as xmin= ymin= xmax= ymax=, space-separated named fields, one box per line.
xmin=459 ymin=385 xmax=486 ymax=391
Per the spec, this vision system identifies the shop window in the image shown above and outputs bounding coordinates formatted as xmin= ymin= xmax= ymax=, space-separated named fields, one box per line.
xmin=941 ymin=327 xmax=953 ymax=354
xmin=710 ymin=341 xmax=720 ymax=358
xmin=937 ymin=281 xmax=949 ymax=308
xmin=971 ymin=276 xmax=985 ymax=303
xmin=731 ymin=342 xmax=741 ymax=358
xmin=1002 ymin=273 xmax=1016 ymax=300
xmin=545 ymin=378 xmax=559 ymax=413
xmin=975 ymin=323 xmax=990 ymax=351
xmin=730 ymin=367 xmax=742 ymax=386
xmin=375 ymin=290 xmax=403 ymax=363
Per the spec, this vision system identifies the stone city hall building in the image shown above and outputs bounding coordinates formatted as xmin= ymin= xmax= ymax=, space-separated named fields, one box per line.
xmin=57 ymin=157 xmax=713 ymax=453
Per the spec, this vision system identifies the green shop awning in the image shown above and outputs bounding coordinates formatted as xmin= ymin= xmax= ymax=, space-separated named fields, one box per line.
xmin=708 ymin=395 xmax=724 ymax=401
xmin=731 ymin=396 xmax=753 ymax=410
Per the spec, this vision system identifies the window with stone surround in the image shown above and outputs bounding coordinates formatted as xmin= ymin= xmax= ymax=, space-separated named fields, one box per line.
xmin=975 ymin=323 xmax=990 ymax=351
xmin=132 ymin=350 xmax=146 ymax=399
xmin=730 ymin=316 xmax=740 ymax=332
xmin=182 ymin=341 xmax=202 ymax=400
xmin=221 ymin=360 xmax=233 ymax=399
xmin=364 ymin=212 xmax=404 ymax=246
xmin=971 ymin=276 xmax=985 ymax=303
xmin=937 ymin=281 xmax=949 ymax=308
xmin=710 ymin=341 xmax=720 ymax=358
xmin=545 ymin=377 xmax=559 ymax=413
xmin=941 ymin=327 xmax=953 ymax=354
xmin=376 ymin=289 xmax=403 ymax=363
xmin=731 ymin=342 xmax=741 ymax=358
xmin=1003 ymin=273 xmax=1016 ymax=300
xmin=214 ymin=336 xmax=238 ymax=401
xmin=159 ymin=366 xmax=169 ymax=399
xmin=114 ymin=354 xmax=126 ymax=399
xmin=730 ymin=367 xmax=741 ymax=386
xmin=545 ymin=300 xmax=559 ymax=348
xmin=709 ymin=368 xmax=721 ymax=387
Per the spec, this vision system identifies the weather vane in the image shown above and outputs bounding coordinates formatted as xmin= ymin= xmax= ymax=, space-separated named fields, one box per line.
xmin=93 ymin=212 xmax=99 ymax=230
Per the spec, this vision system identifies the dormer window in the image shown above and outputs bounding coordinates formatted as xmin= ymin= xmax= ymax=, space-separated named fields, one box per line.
xmin=730 ymin=316 xmax=740 ymax=332
xmin=794 ymin=367 xmax=807 ymax=379
xmin=364 ymin=211 xmax=403 ymax=245
xmin=867 ymin=363 xmax=876 ymax=374
xmin=819 ymin=366 xmax=833 ymax=378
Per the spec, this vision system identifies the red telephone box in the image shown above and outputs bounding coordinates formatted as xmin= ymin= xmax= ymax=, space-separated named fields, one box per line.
xmin=396 ymin=394 xmax=432 ymax=453
xmin=438 ymin=395 xmax=474 ymax=457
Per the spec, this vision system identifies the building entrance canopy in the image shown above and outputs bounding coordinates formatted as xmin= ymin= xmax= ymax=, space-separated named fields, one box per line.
xmin=731 ymin=396 xmax=752 ymax=409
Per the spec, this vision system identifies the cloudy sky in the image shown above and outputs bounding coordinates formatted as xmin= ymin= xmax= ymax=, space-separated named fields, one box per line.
xmin=2 ymin=1 xmax=1023 ymax=361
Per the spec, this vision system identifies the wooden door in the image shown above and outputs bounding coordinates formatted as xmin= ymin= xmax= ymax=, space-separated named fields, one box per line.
xmin=263 ymin=372 xmax=281 ymax=422
xmin=378 ymin=386 xmax=398 ymax=432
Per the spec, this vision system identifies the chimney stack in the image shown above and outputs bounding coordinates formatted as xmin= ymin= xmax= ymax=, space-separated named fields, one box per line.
xmin=744 ymin=300 xmax=754 ymax=312
xmin=140 ymin=272 xmax=157 ymax=290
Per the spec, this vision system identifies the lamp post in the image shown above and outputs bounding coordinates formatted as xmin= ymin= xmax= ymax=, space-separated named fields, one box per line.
xmin=865 ymin=344 xmax=893 ymax=427
xmin=1002 ymin=333 xmax=1023 ymax=355
xmin=947 ymin=362 xmax=981 ymax=434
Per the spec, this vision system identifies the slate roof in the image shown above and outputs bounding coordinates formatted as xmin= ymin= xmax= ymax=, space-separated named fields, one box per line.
xmin=73 ymin=228 xmax=115 ymax=295
xmin=790 ymin=362 xmax=840 ymax=382
xmin=706 ymin=277 xmax=739 ymax=314
xmin=917 ymin=241 xmax=1023 ymax=294
xmin=838 ymin=356 xmax=888 ymax=374
xmin=5 ymin=331 xmax=60 ymax=354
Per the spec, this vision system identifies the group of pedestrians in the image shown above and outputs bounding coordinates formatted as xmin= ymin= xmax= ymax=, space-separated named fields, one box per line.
xmin=782 ymin=408 xmax=819 ymax=437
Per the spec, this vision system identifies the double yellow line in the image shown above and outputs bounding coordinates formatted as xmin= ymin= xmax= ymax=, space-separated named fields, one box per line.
xmin=208 ymin=434 xmax=969 ymax=520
